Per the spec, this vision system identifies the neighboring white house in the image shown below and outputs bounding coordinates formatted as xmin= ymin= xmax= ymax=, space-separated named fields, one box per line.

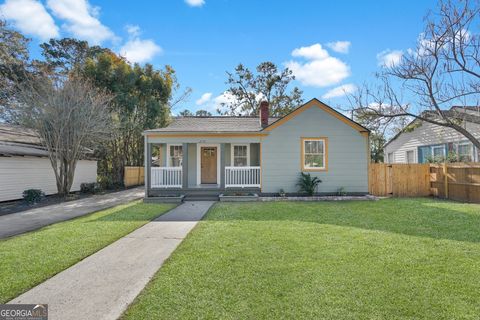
xmin=0 ymin=124 xmax=98 ymax=202
xmin=384 ymin=107 xmax=480 ymax=163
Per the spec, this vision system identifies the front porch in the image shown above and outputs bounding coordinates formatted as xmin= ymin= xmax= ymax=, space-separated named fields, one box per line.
xmin=145 ymin=142 xmax=261 ymax=199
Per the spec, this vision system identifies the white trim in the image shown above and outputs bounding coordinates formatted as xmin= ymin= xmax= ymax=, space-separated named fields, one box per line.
xmin=166 ymin=144 xmax=182 ymax=167
xmin=456 ymin=141 xmax=475 ymax=162
xmin=303 ymin=138 xmax=326 ymax=170
xmin=196 ymin=143 xmax=221 ymax=185
xmin=230 ymin=144 xmax=250 ymax=167
xmin=405 ymin=149 xmax=416 ymax=163
xmin=387 ymin=152 xmax=394 ymax=163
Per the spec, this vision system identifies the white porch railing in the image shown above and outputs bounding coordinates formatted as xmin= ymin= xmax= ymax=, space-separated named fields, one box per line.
xmin=151 ymin=167 xmax=182 ymax=188
xmin=225 ymin=166 xmax=261 ymax=188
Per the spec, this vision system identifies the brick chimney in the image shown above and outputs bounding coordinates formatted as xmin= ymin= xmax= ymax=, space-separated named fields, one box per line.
xmin=259 ymin=101 xmax=269 ymax=128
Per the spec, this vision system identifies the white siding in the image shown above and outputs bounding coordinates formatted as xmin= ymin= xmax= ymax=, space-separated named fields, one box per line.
xmin=384 ymin=121 xmax=480 ymax=163
xmin=0 ymin=157 xmax=97 ymax=202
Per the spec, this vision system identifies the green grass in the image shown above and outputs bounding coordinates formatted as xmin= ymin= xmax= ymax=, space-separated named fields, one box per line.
xmin=123 ymin=199 xmax=480 ymax=320
xmin=0 ymin=201 xmax=175 ymax=303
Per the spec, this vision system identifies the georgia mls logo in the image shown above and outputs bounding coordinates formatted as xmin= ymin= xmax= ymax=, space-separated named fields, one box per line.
xmin=0 ymin=304 xmax=48 ymax=320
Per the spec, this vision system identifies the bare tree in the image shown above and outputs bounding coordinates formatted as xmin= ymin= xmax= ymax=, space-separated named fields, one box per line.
xmin=350 ymin=0 xmax=480 ymax=150
xmin=10 ymin=75 xmax=113 ymax=196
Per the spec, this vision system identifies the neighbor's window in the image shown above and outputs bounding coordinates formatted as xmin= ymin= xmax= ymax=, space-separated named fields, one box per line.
xmin=406 ymin=150 xmax=415 ymax=163
xmin=387 ymin=152 xmax=394 ymax=163
xmin=232 ymin=145 xmax=249 ymax=167
xmin=432 ymin=145 xmax=445 ymax=160
xmin=169 ymin=145 xmax=183 ymax=167
xmin=302 ymin=138 xmax=326 ymax=170
xmin=457 ymin=142 xmax=473 ymax=162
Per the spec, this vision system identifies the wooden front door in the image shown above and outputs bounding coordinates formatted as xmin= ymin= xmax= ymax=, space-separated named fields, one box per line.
xmin=201 ymin=147 xmax=217 ymax=184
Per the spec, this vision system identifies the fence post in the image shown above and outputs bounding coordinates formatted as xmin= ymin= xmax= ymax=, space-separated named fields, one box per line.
xmin=443 ymin=163 xmax=449 ymax=199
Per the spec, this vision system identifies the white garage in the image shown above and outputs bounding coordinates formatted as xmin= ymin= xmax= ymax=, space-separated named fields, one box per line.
xmin=0 ymin=124 xmax=98 ymax=202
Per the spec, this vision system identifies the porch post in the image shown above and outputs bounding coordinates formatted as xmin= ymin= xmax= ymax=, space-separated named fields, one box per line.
xmin=182 ymin=143 xmax=188 ymax=189
xmin=144 ymin=138 xmax=151 ymax=197
xmin=220 ymin=143 xmax=226 ymax=189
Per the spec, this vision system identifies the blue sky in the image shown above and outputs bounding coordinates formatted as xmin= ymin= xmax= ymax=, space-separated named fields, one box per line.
xmin=1 ymin=0 xmax=438 ymax=114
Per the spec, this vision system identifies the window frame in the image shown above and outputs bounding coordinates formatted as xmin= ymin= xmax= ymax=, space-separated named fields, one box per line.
xmin=387 ymin=152 xmax=394 ymax=164
xmin=456 ymin=141 xmax=474 ymax=162
xmin=301 ymin=137 xmax=328 ymax=171
xmin=406 ymin=150 xmax=415 ymax=164
xmin=167 ymin=144 xmax=183 ymax=167
xmin=432 ymin=145 xmax=445 ymax=159
xmin=230 ymin=144 xmax=250 ymax=167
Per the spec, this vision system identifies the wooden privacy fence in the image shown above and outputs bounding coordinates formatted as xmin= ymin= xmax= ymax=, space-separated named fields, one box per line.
xmin=124 ymin=166 xmax=144 ymax=187
xmin=369 ymin=163 xmax=480 ymax=203
xmin=369 ymin=163 xmax=431 ymax=197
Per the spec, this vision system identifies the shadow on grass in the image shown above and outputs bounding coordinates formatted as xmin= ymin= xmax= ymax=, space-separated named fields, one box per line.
xmin=206 ymin=199 xmax=480 ymax=243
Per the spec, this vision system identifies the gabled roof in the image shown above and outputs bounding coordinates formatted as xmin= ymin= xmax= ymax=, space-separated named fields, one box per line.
xmin=145 ymin=98 xmax=369 ymax=136
xmin=384 ymin=106 xmax=480 ymax=148
xmin=261 ymin=98 xmax=370 ymax=134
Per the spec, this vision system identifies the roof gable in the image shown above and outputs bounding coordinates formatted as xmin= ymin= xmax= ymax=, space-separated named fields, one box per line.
xmin=262 ymin=98 xmax=370 ymax=134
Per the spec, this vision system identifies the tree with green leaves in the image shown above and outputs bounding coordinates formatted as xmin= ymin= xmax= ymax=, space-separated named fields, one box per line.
xmin=0 ymin=20 xmax=30 ymax=115
xmin=179 ymin=109 xmax=194 ymax=116
xmin=195 ymin=109 xmax=211 ymax=116
xmin=82 ymin=52 xmax=173 ymax=186
xmin=38 ymin=38 xmax=111 ymax=76
xmin=221 ymin=62 xmax=303 ymax=116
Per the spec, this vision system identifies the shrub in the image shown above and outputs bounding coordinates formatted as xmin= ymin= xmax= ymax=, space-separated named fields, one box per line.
xmin=297 ymin=172 xmax=321 ymax=196
xmin=22 ymin=189 xmax=44 ymax=204
xmin=278 ymin=188 xmax=286 ymax=197
xmin=80 ymin=182 xmax=102 ymax=194
xmin=337 ymin=187 xmax=347 ymax=196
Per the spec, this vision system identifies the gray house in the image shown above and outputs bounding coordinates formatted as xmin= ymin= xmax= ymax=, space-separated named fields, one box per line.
xmin=384 ymin=107 xmax=480 ymax=164
xmin=143 ymin=98 xmax=370 ymax=200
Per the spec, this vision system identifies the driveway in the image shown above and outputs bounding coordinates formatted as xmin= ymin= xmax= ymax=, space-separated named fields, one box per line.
xmin=10 ymin=201 xmax=214 ymax=320
xmin=0 ymin=187 xmax=144 ymax=239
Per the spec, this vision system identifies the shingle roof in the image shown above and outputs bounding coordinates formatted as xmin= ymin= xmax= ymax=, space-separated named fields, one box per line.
xmin=145 ymin=116 xmax=280 ymax=133
xmin=0 ymin=123 xmax=94 ymax=159
xmin=0 ymin=123 xmax=41 ymax=145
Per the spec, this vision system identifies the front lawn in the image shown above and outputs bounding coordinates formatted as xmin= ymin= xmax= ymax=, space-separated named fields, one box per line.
xmin=0 ymin=201 xmax=175 ymax=303
xmin=124 ymin=199 xmax=480 ymax=320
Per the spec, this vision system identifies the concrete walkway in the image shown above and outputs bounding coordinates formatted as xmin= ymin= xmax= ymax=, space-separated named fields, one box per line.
xmin=0 ymin=187 xmax=144 ymax=239
xmin=10 ymin=201 xmax=214 ymax=320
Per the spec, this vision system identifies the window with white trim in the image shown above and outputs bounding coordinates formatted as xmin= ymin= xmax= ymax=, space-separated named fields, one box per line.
xmin=232 ymin=145 xmax=249 ymax=167
xmin=387 ymin=152 xmax=394 ymax=163
xmin=302 ymin=138 xmax=326 ymax=170
xmin=169 ymin=145 xmax=183 ymax=167
xmin=432 ymin=145 xmax=445 ymax=160
xmin=457 ymin=142 xmax=473 ymax=162
xmin=406 ymin=150 xmax=415 ymax=163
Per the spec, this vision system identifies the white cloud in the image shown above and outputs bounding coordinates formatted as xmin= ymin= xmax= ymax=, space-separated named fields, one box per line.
xmin=377 ymin=49 xmax=403 ymax=67
xmin=0 ymin=0 xmax=59 ymax=40
xmin=119 ymin=25 xmax=162 ymax=63
xmin=120 ymin=38 xmax=162 ymax=64
xmin=326 ymin=41 xmax=351 ymax=54
xmin=125 ymin=24 xmax=141 ymax=37
xmin=292 ymin=43 xmax=329 ymax=60
xmin=285 ymin=43 xmax=350 ymax=87
xmin=185 ymin=0 xmax=205 ymax=7
xmin=196 ymin=92 xmax=213 ymax=105
xmin=322 ymin=83 xmax=357 ymax=99
xmin=46 ymin=0 xmax=116 ymax=44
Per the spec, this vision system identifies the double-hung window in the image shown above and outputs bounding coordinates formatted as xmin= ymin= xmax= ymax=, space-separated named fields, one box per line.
xmin=432 ymin=145 xmax=445 ymax=160
xmin=232 ymin=144 xmax=249 ymax=167
xmin=302 ymin=138 xmax=327 ymax=171
xmin=168 ymin=145 xmax=183 ymax=167
xmin=406 ymin=150 xmax=415 ymax=163
xmin=457 ymin=142 xmax=473 ymax=162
